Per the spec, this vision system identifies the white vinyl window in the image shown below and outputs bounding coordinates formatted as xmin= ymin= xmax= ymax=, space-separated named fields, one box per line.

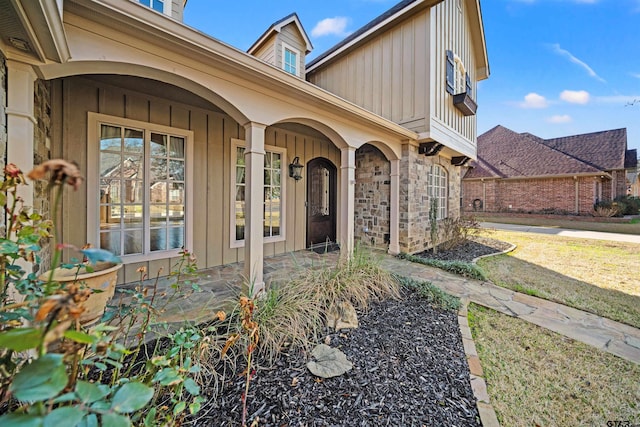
xmin=454 ymin=55 xmax=466 ymax=95
xmin=282 ymin=42 xmax=299 ymax=76
xmin=429 ymin=164 xmax=448 ymax=220
xmin=87 ymin=113 xmax=193 ymax=263
xmin=139 ymin=0 xmax=166 ymax=14
xmin=231 ymin=139 xmax=286 ymax=248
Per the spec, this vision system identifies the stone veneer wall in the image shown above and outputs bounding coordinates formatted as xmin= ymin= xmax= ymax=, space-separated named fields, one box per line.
xmin=399 ymin=144 xmax=462 ymax=254
xmin=33 ymin=79 xmax=52 ymax=273
xmin=0 ymin=52 xmax=6 ymax=231
xmin=354 ymin=144 xmax=390 ymax=250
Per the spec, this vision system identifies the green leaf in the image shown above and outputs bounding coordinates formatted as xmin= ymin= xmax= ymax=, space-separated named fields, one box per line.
xmin=0 ymin=328 xmax=42 ymax=352
xmin=152 ymin=367 xmax=182 ymax=387
xmin=0 ymin=238 xmax=19 ymax=255
xmin=101 ymin=413 xmax=130 ymax=427
xmin=189 ymin=401 xmax=201 ymax=415
xmin=52 ymin=392 xmax=77 ymax=404
xmin=143 ymin=407 xmax=157 ymax=427
xmin=110 ymin=383 xmax=153 ymax=414
xmin=44 ymin=407 xmax=85 ymax=427
xmin=183 ymin=378 xmax=200 ymax=396
xmin=173 ymin=401 xmax=186 ymax=416
xmin=75 ymin=381 xmax=109 ymax=404
xmin=64 ymin=330 xmax=96 ymax=345
xmin=78 ymin=414 xmax=98 ymax=427
xmin=10 ymin=354 xmax=68 ymax=402
xmin=0 ymin=413 xmax=44 ymax=427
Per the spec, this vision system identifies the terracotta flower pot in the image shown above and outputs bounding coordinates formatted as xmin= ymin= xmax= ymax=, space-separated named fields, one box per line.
xmin=40 ymin=262 xmax=123 ymax=325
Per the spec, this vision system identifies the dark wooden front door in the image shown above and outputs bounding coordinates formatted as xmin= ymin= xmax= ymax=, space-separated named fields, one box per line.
xmin=306 ymin=158 xmax=337 ymax=248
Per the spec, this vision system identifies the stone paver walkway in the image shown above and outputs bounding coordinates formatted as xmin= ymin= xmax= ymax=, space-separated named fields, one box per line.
xmin=480 ymin=222 xmax=640 ymax=244
xmin=379 ymin=254 xmax=640 ymax=365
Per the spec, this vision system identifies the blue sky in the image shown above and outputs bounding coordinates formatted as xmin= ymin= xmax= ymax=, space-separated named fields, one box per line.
xmin=184 ymin=0 xmax=640 ymax=154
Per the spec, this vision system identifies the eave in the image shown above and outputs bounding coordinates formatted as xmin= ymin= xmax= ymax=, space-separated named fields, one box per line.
xmin=463 ymin=171 xmax=611 ymax=181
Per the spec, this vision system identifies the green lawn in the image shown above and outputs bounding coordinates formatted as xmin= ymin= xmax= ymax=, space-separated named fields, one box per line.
xmin=474 ymin=214 xmax=640 ymax=235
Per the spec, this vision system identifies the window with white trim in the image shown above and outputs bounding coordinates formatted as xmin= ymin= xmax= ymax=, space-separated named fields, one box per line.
xmin=429 ymin=164 xmax=448 ymax=220
xmin=139 ymin=0 xmax=165 ymax=13
xmin=88 ymin=113 xmax=192 ymax=261
xmin=231 ymin=139 xmax=286 ymax=247
xmin=282 ymin=43 xmax=299 ymax=76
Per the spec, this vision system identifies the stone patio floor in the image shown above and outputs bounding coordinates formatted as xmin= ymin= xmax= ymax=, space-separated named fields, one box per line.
xmin=119 ymin=249 xmax=640 ymax=366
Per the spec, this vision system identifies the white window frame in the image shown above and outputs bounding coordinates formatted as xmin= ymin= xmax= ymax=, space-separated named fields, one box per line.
xmin=281 ymin=42 xmax=300 ymax=77
xmin=87 ymin=112 xmax=194 ymax=263
xmin=138 ymin=0 xmax=171 ymax=16
xmin=230 ymin=138 xmax=287 ymax=249
xmin=454 ymin=54 xmax=466 ymax=95
xmin=429 ymin=164 xmax=448 ymax=220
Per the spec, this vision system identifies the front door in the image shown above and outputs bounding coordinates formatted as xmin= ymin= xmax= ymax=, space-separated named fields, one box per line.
xmin=306 ymin=158 xmax=337 ymax=248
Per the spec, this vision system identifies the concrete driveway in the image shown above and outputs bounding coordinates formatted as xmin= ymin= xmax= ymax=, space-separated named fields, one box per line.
xmin=480 ymin=222 xmax=640 ymax=244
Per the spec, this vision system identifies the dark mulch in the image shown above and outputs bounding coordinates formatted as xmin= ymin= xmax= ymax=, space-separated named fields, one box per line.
xmin=191 ymin=288 xmax=481 ymax=426
xmin=416 ymin=236 xmax=513 ymax=263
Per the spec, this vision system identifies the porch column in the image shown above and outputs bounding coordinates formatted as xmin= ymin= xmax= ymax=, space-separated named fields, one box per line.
xmin=388 ymin=159 xmax=401 ymax=255
xmin=6 ymin=61 xmax=37 ymax=206
xmin=340 ymin=146 xmax=356 ymax=258
xmin=243 ymin=122 xmax=266 ymax=296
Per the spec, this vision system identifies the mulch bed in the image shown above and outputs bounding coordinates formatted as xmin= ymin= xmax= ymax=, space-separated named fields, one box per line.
xmin=191 ymin=288 xmax=481 ymax=426
xmin=416 ymin=236 xmax=513 ymax=263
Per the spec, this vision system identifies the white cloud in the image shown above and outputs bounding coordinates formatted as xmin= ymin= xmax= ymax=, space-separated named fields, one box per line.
xmin=519 ymin=92 xmax=549 ymax=109
xmin=560 ymin=90 xmax=590 ymax=104
xmin=547 ymin=115 xmax=572 ymax=124
xmin=631 ymin=72 xmax=640 ymax=79
xmin=550 ymin=43 xmax=606 ymax=83
xmin=311 ymin=17 xmax=350 ymax=37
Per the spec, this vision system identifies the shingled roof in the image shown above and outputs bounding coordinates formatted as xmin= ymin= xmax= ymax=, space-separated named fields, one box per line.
xmin=542 ymin=128 xmax=630 ymax=171
xmin=465 ymin=125 xmax=603 ymax=179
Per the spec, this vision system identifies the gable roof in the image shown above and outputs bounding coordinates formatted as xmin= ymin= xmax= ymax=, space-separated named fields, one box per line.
xmin=464 ymin=125 xmax=602 ymax=179
xmin=306 ymin=0 xmax=489 ymax=79
xmin=542 ymin=128 xmax=630 ymax=171
xmin=248 ymin=12 xmax=313 ymax=55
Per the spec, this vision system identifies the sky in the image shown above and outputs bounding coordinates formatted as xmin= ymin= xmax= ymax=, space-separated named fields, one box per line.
xmin=183 ymin=0 xmax=640 ymax=154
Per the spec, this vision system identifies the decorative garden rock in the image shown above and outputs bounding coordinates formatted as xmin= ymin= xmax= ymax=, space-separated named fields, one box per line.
xmin=326 ymin=301 xmax=359 ymax=330
xmin=306 ymin=344 xmax=353 ymax=379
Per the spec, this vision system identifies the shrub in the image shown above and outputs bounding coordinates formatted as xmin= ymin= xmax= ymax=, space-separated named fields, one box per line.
xmin=439 ymin=216 xmax=481 ymax=251
xmin=394 ymin=275 xmax=461 ymax=311
xmin=593 ymin=200 xmax=624 ymax=217
xmin=615 ymin=196 xmax=640 ymax=215
xmin=398 ymin=253 xmax=487 ymax=281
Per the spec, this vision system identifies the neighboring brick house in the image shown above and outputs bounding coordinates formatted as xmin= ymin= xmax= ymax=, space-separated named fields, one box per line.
xmin=462 ymin=125 xmax=638 ymax=215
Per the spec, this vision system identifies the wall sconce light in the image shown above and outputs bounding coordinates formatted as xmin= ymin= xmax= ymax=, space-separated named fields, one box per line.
xmin=289 ymin=156 xmax=304 ymax=181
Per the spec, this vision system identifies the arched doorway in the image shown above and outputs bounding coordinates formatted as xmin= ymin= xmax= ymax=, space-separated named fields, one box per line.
xmin=306 ymin=158 xmax=337 ymax=249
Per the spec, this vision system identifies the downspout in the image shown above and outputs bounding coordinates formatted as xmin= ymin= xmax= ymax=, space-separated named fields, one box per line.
xmin=574 ymin=176 xmax=579 ymax=214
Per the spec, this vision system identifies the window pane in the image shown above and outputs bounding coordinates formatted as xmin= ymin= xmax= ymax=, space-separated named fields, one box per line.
xmin=151 ymin=158 xmax=168 ymax=181
xmin=151 ymin=181 xmax=166 ymax=203
xmin=264 ymin=169 xmax=271 ymax=186
xmin=168 ymin=205 xmax=184 ymax=224
xmin=170 ymin=136 xmax=185 ymax=158
xmin=273 ymin=169 xmax=281 ymax=187
xmin=272 ymin=153 xmax=281 ymax=169
xmin=123 ymin=205 xmax=143 ymax=228
xmin=100 ymin=152 xmax=121 ymax=178
xmin=100 ymin=232 xmax=121 ymax=256
xmin=152 ymin=0 xmax=163 ymax=12
xmin=236 ymin=147 xmax=245 ymax=166
xmin=151 ymin=133 xmax=167 ymax=156
xmin=100 ymin=125 xmax=121 ymax=151
xmin=236 ymin=166 xmax=245 ymax=184
xmin=151 ymin=205 xmax=168 ymax=225
xmin=124 ymin=180 xmax=143 ymax=203
xmin=124 ymin=129 xmax=143 ymax=153
xmin=168 ymin=227 xmax=184 ymax=250
xmin=124 ymin=229 xmax=143 ymax=255
xmin=169 ymin=160 xmax=184 ymax=181
xmin=169 ymin=183 xmax=184 ymax=203
xmin=140 ymin=0 xmax=151 ymax=6
xmin=264 ymin=152 xmax=272 ymax=168
xmin=150 ymin=228 xmax=167 ymax=252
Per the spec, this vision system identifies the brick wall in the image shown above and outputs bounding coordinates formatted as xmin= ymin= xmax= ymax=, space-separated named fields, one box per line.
xmin=33 ymin=79 xmax=52 ymax=272
xmin=354 ymin=144 xmax=390 ymax=250
xmin=462 ymin=175 xmax=602 ymax=215
xmin=399 ymin=144 xmax=462 ymax=253
xmin=612 ymin=170 xmax=627 ymax=198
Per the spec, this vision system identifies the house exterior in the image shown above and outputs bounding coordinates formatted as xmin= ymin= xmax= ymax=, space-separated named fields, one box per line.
xmin=462 ymin=125 xmax=638 ymax=215
xmin=1 ymin=0 xmax=488 ymax=292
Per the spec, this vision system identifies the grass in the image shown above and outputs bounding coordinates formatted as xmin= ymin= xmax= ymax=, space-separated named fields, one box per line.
xmin=394 ymin=275 xmax=461 ymax=311
xmin=477 ymin=229 xmax=640 ymax=328
xmin=468 ymin=304 xmax=640 ymax=426
xmin=476 ymin=214 xmax=640 ymax=235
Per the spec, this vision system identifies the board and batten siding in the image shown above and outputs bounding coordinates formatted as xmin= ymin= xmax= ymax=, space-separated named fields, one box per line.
xmin=52 ymin=76 xmax=340 ymax=284
xmin=307 ymin=10 xmax=430 ymax=133
xmin=431 ymin=0 xmax=477 ymax=142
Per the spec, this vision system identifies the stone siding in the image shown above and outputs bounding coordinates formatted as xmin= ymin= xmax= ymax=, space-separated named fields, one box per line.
xmin=33 ymin=79 xmax=52 ymax=272
xmin=354 ymin=144 xmax=390 ymax=250
xmin=399 ymin=144 xmax=463 ymax=254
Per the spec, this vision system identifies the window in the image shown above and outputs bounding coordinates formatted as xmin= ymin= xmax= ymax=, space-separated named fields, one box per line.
xmin=139 ymin=0 xmax=165 ymax=14
xmin=87 ymin=113 xmax=192 ymax=262
xmin=446 ymin=50 xmax=469 ymax=95
xmin=231 ymin=139 xmax=286 ymax=247
xmin=282 ymin=43 xmax=299 ymax=76
xmin=429 ymin=164 xmax=448 ymax=220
